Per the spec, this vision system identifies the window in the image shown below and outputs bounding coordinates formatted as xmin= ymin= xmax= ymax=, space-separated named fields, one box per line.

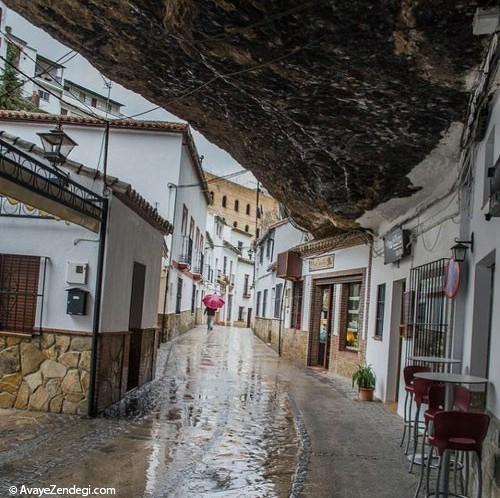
xmin=0 ymin=254 xmax=41 ymax=334
xmin=61 ymin=108 xmax=68 ymax=115
xmin=259 ymin=246 xmax=264 ymax=264
xmin=345 ymin=282 xmax=361 ymax=350
xmin=274 ymin=283 xmax=283 ymax=318
xmin=222 ymin=195 xmax=227 ymax=208
xmin=79 ymin=91 xmax=86 ymax=101
xmin=189 ymin=217 xmax=195 ymax=239
xmin=246 ymin=204 xmax=251 ymax=215
xmin=238 ymin=306 xmax=245 ymax=321
xmin=223 ymin=256 xmax=227 ymax=274
xmin=374 ymin=284 xmax=386 ymax=339
xmin=237 ymin=241 xmax=243 ymax=251
xmin=233 ymin=221 xmax=238 ymax=228
xmin=266 ymin=237 xmax=273 ymax=259
xmin=484 ymin=126 xmax=496 ymax=205
xmin=175 ymin=278 xmax=183 ymax=314
xmin=243 ymin=274 xmax=250 ymax=296
xmin=181 ymin=205 xmax=188 ymax=235
xmin=191 ymin=283 xmax=196 ymax=314
xmin=256 ymin=291 xmax=262 ymax=316
xmin=256 ymin=228 xmax=260 ymax=239
xmin=91 ymin=97 xmax=97 ymax=107
xmin=291 ymin=281 xmax=303 ymax=330
xmin=234 ymin=199 xmax=239 ymax=212
xmin=245 ymin=225 xmax=249 ymax=233
xmin=262 ymin=289 xmax=268 ymax=317
xmin=38 ymin=89 xmax=49 ymax=101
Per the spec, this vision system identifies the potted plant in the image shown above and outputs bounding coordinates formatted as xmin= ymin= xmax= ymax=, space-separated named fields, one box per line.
xmin=352 ymin=364 xmax=376 ymax=401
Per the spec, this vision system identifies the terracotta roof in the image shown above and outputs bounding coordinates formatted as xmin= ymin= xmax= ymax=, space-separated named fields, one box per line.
xmin=0 ymin=111 xmax=211 ymax=204
xmin=0 ymin=131 xmax=173 ymax=235
xmin=0 ymin=110 xmax=187 ymax=131
xmin=290 ymin=231 xmax=371 ymax=256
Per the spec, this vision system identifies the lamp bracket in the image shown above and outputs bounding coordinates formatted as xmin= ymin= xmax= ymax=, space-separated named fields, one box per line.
xmin=454 ymin=232 xmax=474 ymax=253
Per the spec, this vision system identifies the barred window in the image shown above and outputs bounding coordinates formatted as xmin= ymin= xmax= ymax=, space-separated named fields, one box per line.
xmin=374 ymin=284 xmax=386 ymax=338
xmin=291 ymin=281 xmax=303 ymax=330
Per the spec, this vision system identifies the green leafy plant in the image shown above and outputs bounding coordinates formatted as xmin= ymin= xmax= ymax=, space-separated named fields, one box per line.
xmin=352 ymin=364 xmax=375 ymax=390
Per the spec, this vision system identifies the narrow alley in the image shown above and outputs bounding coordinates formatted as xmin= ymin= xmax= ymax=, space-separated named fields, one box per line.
xmin=0 ymin=327 xmax=415 ymax=498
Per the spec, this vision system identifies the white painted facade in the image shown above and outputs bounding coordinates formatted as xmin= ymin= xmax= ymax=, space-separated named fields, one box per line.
xmin=0 ymin=117 xmax=209 ymax=323
xmin=255 ymin=220 xmax=309 ymax=322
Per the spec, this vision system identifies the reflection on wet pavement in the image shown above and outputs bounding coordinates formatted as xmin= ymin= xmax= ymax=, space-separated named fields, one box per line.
xmin=0 ymin=327 xmax=301 ymax=498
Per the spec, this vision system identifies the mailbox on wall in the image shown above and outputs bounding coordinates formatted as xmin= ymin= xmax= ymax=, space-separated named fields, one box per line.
xmin=66 ymin=287 xmax=88 ymax=315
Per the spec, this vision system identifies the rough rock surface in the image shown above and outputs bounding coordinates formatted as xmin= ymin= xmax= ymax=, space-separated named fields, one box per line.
xmin=3 ymin=0 xmax=492 ymax=235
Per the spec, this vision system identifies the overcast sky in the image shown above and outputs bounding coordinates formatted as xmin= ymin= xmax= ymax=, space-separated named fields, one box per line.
xmin=3 ymin=5 xmax=259 ymax=189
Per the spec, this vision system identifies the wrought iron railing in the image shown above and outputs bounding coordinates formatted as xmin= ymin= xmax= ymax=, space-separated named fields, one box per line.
xmin=0 ymin=138 xmax=103 ymax=221
xmin=193 ymin=252 xmax=204 ymax=275
xmin=178 ymin=236 xmax=193 ymax=265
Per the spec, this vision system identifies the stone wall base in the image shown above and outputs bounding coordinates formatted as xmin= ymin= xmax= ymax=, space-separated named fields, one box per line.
xmin=480 ymin=411 xmax=500 ymax=497
xmin=158 ymin=309 xmax=199 ymax=342
xmin=254 ymin=318 xmax=308 ymax=367
xmin=0 ymin=332 xmax=91 ymax=415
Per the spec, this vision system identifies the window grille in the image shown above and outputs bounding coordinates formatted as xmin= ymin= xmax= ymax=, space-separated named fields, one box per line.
xmin=0 ymin=254 xmax=47 ymax=334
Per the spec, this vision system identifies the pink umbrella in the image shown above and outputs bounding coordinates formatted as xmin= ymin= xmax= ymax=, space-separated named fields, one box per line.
xmin=202 ymin=294 xmax=225 ymax=309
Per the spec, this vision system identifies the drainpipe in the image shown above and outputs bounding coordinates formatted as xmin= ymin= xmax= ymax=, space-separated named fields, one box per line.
xmin=160 ymin=183 xmax=178 ymax=341
xmin=88 ymin=197 xmax=109 ymax=417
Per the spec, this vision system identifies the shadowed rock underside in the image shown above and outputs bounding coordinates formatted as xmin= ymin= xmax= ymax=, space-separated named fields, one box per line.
xmin=4 ymin=0 xmax=493 ymax=236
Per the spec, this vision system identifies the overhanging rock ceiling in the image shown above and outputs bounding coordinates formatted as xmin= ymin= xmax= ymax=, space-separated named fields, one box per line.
xmin=4 ymin=0 xmax=493 ymax=237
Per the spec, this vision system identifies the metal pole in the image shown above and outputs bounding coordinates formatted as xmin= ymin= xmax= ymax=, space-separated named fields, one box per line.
xmin=88 ymin=197 xmax=108 ymax=417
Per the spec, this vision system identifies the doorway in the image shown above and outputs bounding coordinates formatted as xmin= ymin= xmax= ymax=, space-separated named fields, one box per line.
xmin=386 ymin=279 xmax=406 ymax=403
xmin=127 ymin=262 xmax=146 ymax=391
xmin=470 ymin=252 xmax=495 ymax=378
xmin=308 ymin=284 xmax=333 ymax=369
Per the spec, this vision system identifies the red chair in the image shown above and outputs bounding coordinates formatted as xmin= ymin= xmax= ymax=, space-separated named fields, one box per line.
xmin=427 ymin=411 xmax=490 ymax=498
xmin=454 ymin=385 xmax=472 ymax=413
xmin=402 ymin=365 xmax=431 ymax=454
xmin=409 ymin=378 xmax=438 ymax=473
xmin=414 ymin=384 xmax=445 ymax=497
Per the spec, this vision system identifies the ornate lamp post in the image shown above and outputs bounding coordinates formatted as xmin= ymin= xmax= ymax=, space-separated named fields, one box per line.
xmin=37 ymin=125 xmax=77 ymax=166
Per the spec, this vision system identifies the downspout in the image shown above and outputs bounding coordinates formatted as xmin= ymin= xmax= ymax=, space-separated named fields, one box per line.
xmin=161 ymin=183 xmax=178 ymax=341
xmin=88 ymin=197 xmax=109 ymax=417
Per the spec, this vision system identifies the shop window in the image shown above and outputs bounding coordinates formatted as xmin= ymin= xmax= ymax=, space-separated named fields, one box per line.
xmin=374 ymin=283 xmax=386 ymax=339
xmin=291 ymin=281 xmax=303 ymax=330
xmin=0 ymin=254 xmax=41 ymax=334
xmin=344 ymin=282 xmax=361 ymax=350
xmin=274 ymin=283 xmax=283 ymax=318
xmin=246 ymin=204 xmax=251 ymax=215
xmin=234 ymin=199 xmax=239 ymax=212
xmin=222 ymin=195 xmax=227 ymax=208
xmin=256 ymin=291 xmax=261 ymax=316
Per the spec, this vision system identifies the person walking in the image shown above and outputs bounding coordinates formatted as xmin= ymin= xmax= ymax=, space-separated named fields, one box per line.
xmin=204 ymin=305 xmax=216 ymax=331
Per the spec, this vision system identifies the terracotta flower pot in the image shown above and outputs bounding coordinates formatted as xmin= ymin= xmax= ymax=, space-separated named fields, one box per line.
xmin=359 ymin=387 xmax=374 ymax=401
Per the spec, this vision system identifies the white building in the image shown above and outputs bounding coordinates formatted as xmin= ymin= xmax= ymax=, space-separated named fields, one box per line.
xmin=0 ymin=110 xmax=211 ymax=341
xmin=0 ymin=130 xmax=171 ymax=415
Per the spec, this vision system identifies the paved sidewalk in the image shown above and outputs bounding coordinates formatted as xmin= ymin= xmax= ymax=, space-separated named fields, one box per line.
xmin=0 ymin=327 xmax=417 ymax=498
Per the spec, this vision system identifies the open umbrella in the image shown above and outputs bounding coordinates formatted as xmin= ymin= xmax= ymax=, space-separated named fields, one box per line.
xmin=203 ymin=294 xmax=225 ymax=309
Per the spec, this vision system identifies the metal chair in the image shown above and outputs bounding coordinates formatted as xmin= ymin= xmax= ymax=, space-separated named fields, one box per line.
xmin=402 ymin=365 xmax=431 ymax=454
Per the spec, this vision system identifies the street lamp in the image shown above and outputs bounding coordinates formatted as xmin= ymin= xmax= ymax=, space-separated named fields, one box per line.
xmin=37 ymin=125 xmax=77 ymax=165
xmin=450 ymin=233 xmax=474 ymax=263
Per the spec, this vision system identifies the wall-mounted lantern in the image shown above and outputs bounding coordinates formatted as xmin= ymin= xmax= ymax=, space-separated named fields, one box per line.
xmin=38 ymin=125 xmax=77 ymax=165
xmin=451 ymin=233 xmax=474 ymax=263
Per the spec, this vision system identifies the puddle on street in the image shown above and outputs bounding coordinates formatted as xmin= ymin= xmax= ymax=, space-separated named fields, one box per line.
xmin=0 ymin=328 xmax=301 ymax=498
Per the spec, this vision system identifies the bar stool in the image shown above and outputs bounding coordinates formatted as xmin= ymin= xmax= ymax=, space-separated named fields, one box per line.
xmin=454 ymin=386 xmax=472 ymax=413
xmin=427 ymin=411 xmax=490 ymax=498
xmin=414 ymin=384 xmax=445 ymax=497
xmin=402 ymin=365 xmax=431 ymax=454
xmin=409 ymin=378 xmax=438 ymax=473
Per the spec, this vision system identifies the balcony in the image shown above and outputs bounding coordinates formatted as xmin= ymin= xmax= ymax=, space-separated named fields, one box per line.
xmin=177 ymin=236 xmax=193 ymax=271
xmin=192 ymin=252 xmax=204 ymax=281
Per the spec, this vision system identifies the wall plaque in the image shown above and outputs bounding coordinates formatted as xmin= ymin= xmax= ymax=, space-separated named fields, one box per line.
xmin=308 ymin=254 xmax=334 ymax=271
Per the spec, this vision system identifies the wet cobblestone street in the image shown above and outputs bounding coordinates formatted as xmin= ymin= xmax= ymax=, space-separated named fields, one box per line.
xmin=0 ymin=327 xmax=416 ymax=497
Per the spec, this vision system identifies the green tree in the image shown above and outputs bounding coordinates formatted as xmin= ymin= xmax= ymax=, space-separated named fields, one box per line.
xmin=0 ymin=43 xmax=39 ymax=111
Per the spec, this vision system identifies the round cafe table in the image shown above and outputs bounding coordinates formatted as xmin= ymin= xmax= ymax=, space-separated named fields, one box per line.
xmin=413 ymin=372 xmax=489 ymax=497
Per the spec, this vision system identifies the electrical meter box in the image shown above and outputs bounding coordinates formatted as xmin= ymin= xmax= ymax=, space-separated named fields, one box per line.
xmin=66 ymin=261 xmax=88 ymax=285
xmin=66 ymin=288 xmax=88 ymax=315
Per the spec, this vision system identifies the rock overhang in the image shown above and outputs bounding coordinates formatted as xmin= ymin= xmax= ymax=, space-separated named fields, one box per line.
xmin=3 ymin=0 xmax=495 ymax=236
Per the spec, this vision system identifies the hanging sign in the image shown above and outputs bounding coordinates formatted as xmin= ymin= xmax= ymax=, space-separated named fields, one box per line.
xmin=444 ymin=259 xmax=461 ymax=298
xmin=308 ymin=254 xmax=335 ymax=271
xmin=384 ymin=228 xmax=411 ymax=264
